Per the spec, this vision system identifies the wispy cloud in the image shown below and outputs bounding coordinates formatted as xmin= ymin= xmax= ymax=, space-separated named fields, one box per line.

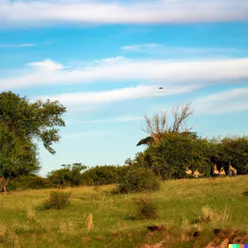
xmin=122 ymin=44 xmax=162 ymax=51
xmin=39 ymin=84 xmax=199 ymax=107
xmin=194 ymin=87 xmax=248 ymax=114
xmin=63 ymin=130 xmax=111 ymax=140
xmin=0 ymin=43 xmax=35 ymax=48
xmin=1 ymin=0 xmax=248 ymax=28
xmin=121 ymin=44 xmax=243 ymax=55
xmin=1 ymin=57 xmax=248 ymax=90
xmin=71 ymin=116 xmax=144 ymax=124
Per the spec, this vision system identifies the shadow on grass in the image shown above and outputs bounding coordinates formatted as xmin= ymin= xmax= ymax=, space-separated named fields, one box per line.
xmin=243 ymin=191 xmax=248 ymax=197
xmin=124 ymin=215 xmax=137 ymax=221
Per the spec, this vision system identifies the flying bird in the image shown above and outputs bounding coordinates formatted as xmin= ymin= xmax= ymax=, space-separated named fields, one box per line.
xmin=159 ymin=87 xmax=163 ymax=90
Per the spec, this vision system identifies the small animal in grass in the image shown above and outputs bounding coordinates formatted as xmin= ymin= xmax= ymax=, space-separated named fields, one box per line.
xmin=87 ymin=213 xmax=94 ymax=232
xmin=228 ymin=162 xmax=237 ymax=176
xmin=213 ymin=164 xmax=219 ymax=176
xmin=185 ymin=166 xmax=192 ymax=176
xmin=193 ymin=169 xmax=204 ymax=178
xmin=219 ymin=167 xmax=226 ymax=176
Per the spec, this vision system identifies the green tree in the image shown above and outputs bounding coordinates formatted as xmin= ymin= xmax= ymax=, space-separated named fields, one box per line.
xmin=136 ymin=132 xmax=211 ymax=180
xmin=47 ymin=163 xmax=87 ymax=187
xmin=208 ymin=136 xmax=248 ymax=175
xmin=0 ymin=91 xmax=66 ymax=192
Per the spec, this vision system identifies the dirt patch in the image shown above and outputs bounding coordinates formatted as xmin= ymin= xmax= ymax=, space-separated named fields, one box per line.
xmin=205 ymin=229 xmax=248 ymax=248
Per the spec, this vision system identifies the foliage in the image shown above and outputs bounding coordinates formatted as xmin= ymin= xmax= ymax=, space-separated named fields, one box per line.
xmin=0 ymin=91 xmax=66 ymax=191
xmin=47 ymin=163 xmax=87 ymax=187
xmin=39 ymin=191 xmax=72 ymax=210
xmin=135 ymin=197 xmax=158 ymax=219
xmin=212 ymin=137 xmax=248 ymax=175
xmin=136 ymin=132 xmax=211 ymax=180
xmin=8 ymin=175 xmax=53 ymax=191
xmin=81 ymin=165 xmax=130 ymax=185
xmin=116 ymin=167 xmax=160 ymax=194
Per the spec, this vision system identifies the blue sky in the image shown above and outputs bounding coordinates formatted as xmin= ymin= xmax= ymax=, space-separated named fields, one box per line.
xmin=1 ymin=0 xmax=248 ymax=176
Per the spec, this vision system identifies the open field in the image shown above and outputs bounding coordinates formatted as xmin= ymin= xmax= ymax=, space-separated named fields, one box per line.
xmin=1 ymin=176 xmax=248 ymax=248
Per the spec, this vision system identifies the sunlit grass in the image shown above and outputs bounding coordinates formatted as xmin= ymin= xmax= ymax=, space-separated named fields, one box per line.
xmin=0 ymin=175 xmax=248 ymax=247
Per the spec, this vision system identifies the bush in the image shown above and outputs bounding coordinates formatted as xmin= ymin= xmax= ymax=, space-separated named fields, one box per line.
xmin=8 ymin=175 xmax=53 ymax=191
xmin=136 ymin=132 xmax=211 ymax=180
xmin=80 ymin=165 xmax=130 ymax=185
xmin=116 ymin=167 xmax=160 ymax=194
xmin=135 ymin=197 xmax=158 ymax=219
xmin=39 ymin=191 xmax=72 ymax=210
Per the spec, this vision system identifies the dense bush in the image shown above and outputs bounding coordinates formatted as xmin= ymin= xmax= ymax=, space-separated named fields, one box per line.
xmin=136 ymin=132 xmax=211 ymax=180
xmin=8 ymin=175 xmax=53 ymax=191
xmin=81 ymin=165 xmax=130 ymax=185
xmin=47 ymin=163 xmax=87 ymax=187
xmin=214 ymin=137 xmax=248 ymax=175
xmin=116 ymin=167 xmax=160 ymax=194
xmin=39 ymin=191 xmax=72 ymax=210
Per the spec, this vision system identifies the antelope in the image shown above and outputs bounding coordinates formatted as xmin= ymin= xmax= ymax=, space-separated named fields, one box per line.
xmin=228 ymin=162 xmax=237 ymax=176
xmin=219 ymin=167 xmax=226 ymax=176
xmin=213 ymin=164 xmax=219 ymax=176
xmin=193 ymin=169 xmax=204 ymax=178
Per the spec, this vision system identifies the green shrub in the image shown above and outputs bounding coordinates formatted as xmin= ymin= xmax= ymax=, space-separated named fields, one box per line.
xmin=116 ymin=167 xmax=160 ymax=194
xmin=81 ymin=165 xmax=130 ymax=185
xmin=8 ymin=175 xmax=53 ymax=191
xmin=135 ymin=197 xmax=158 ymax=219
xmin=136 ymin=132 xmax=211 ymax=180
xmin=39 ymin=191 xmax=72 ymax=210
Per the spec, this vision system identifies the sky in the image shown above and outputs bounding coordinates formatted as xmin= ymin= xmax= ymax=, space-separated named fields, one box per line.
xmin=0 ymin=0 xmax=248 ymax=176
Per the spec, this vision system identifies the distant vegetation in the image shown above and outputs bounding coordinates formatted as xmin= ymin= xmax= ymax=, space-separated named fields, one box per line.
xmin=1 ymin=92 xmax=248 ymax=192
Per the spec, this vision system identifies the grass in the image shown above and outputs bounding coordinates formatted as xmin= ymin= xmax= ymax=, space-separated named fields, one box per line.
xmin=0 ymin=176 xmax=248 ymax=247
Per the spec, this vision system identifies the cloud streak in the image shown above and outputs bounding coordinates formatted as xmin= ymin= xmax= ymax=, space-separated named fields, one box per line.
xmin=62 ymin=130 xmax=111 ymax=140
xmin=0 ymin=43 xmax=35 ymax=48
xmin=71 ymin=116 xmax=144 ymax=124
xmin=121 ymin=43 xmax=243 ymax=55
xmin=39 ymin=84 xmax=199 ymax=107
xmin=1 ymin=0 xmax=248 ymax=27
xmin=1 ymin=57 xmax=248 ymax=90
xmin=194 ymin=87 xmax=248 ymax=114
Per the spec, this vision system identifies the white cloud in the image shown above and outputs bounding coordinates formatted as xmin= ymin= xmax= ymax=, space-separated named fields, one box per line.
xmin=122 ymin=44 xmax=162 ymax=51
xmin=72 ymin=116 xmax=144 ymax=124
xmin=121 ymin=44 xmax=243 ymax=54
xmin=1 ymin=57 xmax=248 ymax=90
xmin=0 ymin=43 xmax=35 ymax=48
xmin=0 ymin=0 xmax=248 ymax=27
xmin=63 ymin=130 xmax=110 ymax=140
xmin=194 ymin=87 xmax=248 ymax=114
xmin=39 ymin=84 xmax=199 ymax=107
xmin=28 ymin=59 xmax=64 ymax=72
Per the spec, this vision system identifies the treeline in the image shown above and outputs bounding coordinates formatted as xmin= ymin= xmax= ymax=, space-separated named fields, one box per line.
xmin=1 ymin=92 xmax=248 ymax=192
xmin=8 ymin=133 xmax=248 ymax=191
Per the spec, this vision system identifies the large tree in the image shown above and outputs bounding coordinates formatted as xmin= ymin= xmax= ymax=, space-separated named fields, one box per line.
xmin=0 ymin=91 xmax=66 ymax=192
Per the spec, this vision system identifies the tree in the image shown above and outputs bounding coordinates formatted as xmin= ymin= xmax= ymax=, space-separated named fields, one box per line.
xmin=136 ymin=132 xmax=211 ymax=180
xmin=0 ymin=91 xmax=66 ymax=192
xmin=47 ymin=163 xmax=87 ymax=187
xmin=137 ymin=102 xmax=193 ymax=146
xmin=208 ymin=136 xmax=248 ymax=175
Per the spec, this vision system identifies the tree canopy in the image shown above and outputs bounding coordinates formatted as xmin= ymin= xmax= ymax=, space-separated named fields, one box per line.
xmin=0 ymin=91 xmax=66 ymax=192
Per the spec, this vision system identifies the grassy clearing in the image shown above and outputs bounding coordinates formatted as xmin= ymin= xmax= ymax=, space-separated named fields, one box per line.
xmin=0 ymin=176 xmax=248 ymax=247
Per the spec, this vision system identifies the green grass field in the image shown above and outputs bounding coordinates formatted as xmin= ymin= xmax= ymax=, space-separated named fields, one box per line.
xmin=1 ymin=176 xmax=248 ymax=248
